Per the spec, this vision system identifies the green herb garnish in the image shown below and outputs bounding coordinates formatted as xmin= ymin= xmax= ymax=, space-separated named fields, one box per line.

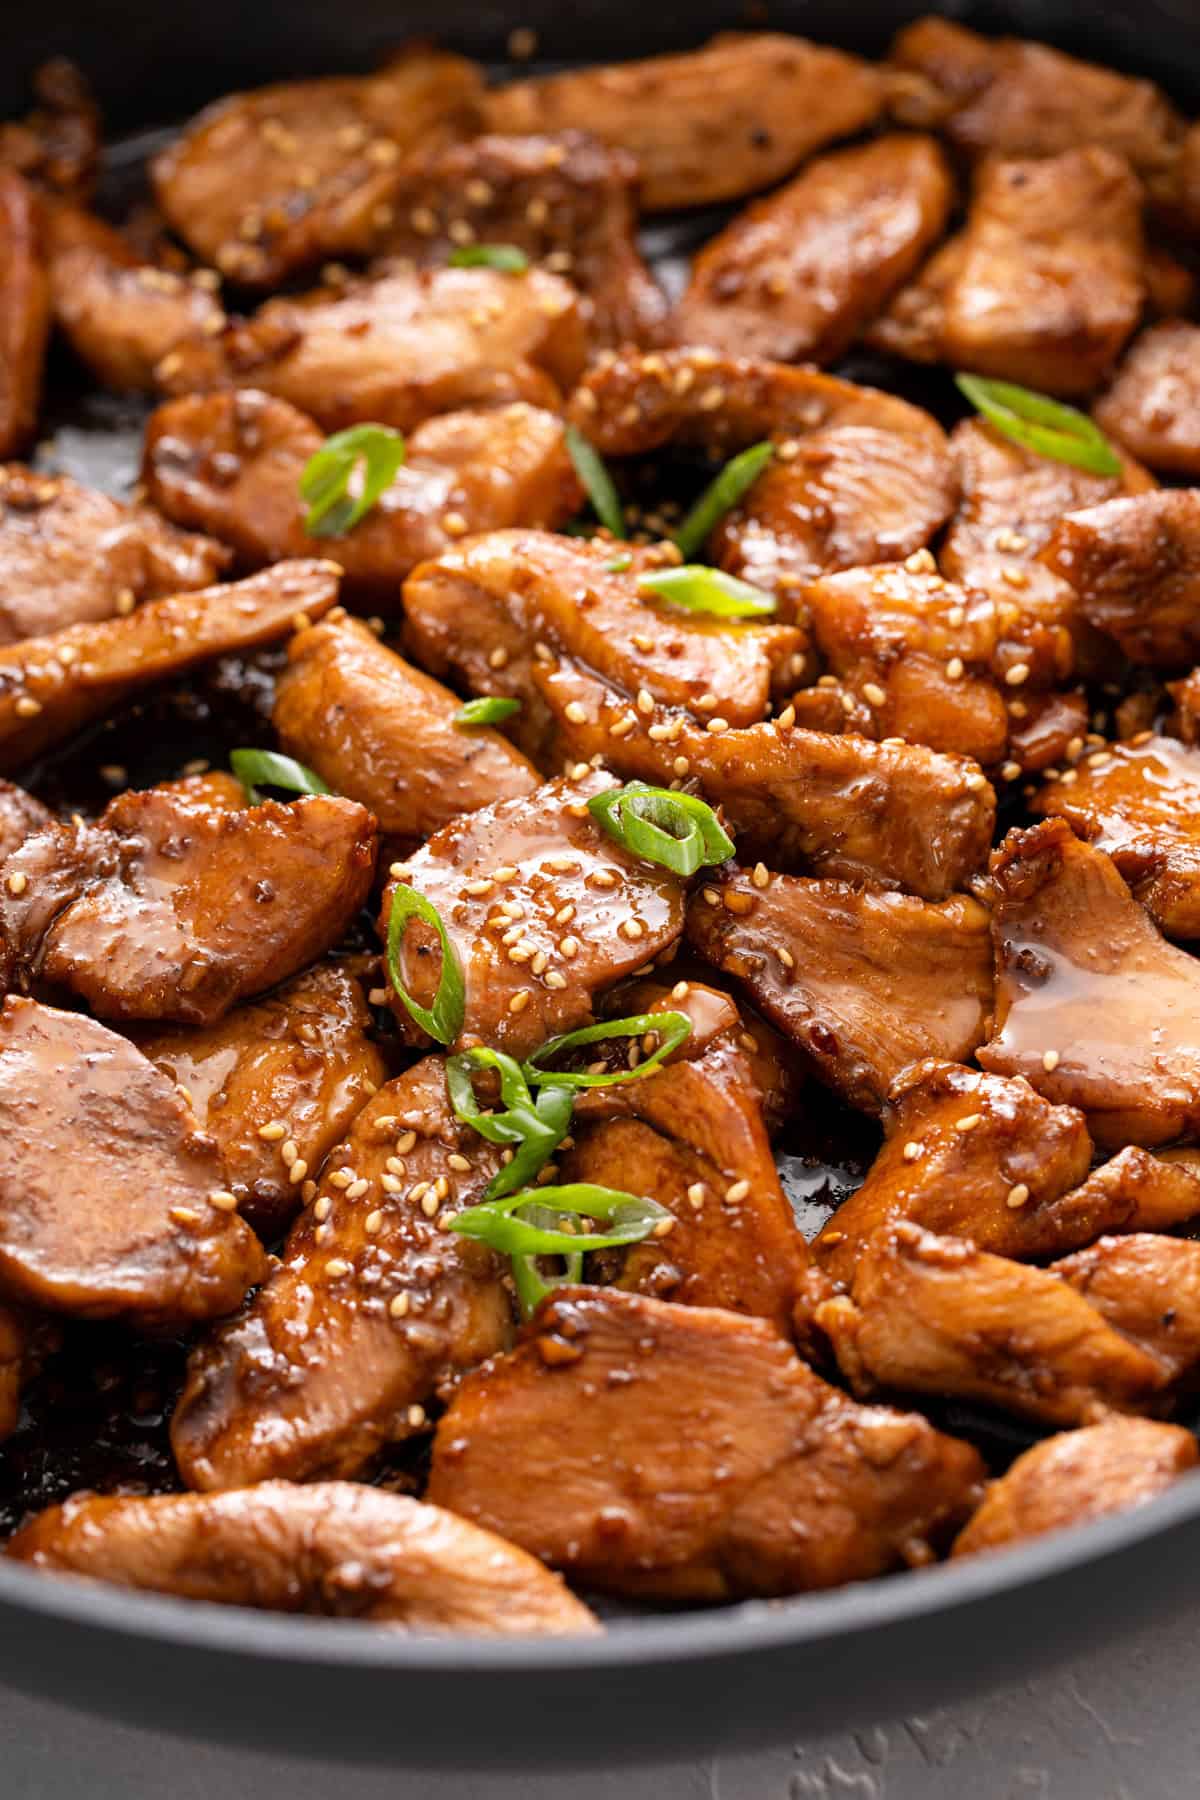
xmin=448 ymin=243 xmax=530 ymax=272
xmin=384 ymin=886 xmax=465 ymax=1045
xmin=587 ymin=781 xmax=734 ymax=877
xmin=299 ymin=423 xmax=406 ymax=537
xmin=637 ymin=565 xmax=776 ymax=619
xmin=674 ymin=440 xmax=774 ymax=560
xmin=230 ymin=749 xmax=330 ymax=804
xmin=522 ymin=1011 xmax=692 ymax=1090
xmin=445 ymin=1047 xmax=574 ymax=1200
xmin=955 ymin=375 xmax=1121 ymax=478
xmin=454 ymin=696 xmax=521 ymax=728
xmin=565 ymin=425 xmax=626 ymax=540
xmin=604 ymin=553 xmax=633 ymax=573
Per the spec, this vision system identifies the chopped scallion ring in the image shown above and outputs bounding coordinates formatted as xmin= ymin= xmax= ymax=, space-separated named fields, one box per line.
xmin=522 ymin=1011 xmax=692 ymax=1089
xmin=454 ymin=696 xmax=521 ymax=728
xmin=384 ymin=886 xmax=465 ymax=1045
xmin=445 ymin=1047 xmax=574 ymax=1200
xmin=298 ymin=423 xmax=406 ymax=537
xmin=637 ymin=564 xmax=776 ymax=618
xmin=230 ymin=749 xmax=330 ymax=804
xmin=604 ymin=553 xmax=633 ymax=573
xmin=588 ymin=781 xmax=734 ymax=877
xmin=565 ymin=425 xmax=626 ymax=539
xmin=448 ymin=243 xmax=530 ymax=272
xmin=955 ymin=374 xmax=1121 ymax=478
xmin=673 ymin=440 xmax=774 ymax=560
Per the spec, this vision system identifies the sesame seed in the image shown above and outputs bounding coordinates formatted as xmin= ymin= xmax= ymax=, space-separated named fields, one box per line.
xmin=314 ymin=1197 xmax=333 ymax=1221
xmin=421 ymin=1190 xmax=440 ymax=1218
xmin=905 ymin=549 xmax=937 ymax=574
xmin=407 ymin=1404 xmax=427 ymax=1429
xmin=775 ymin=702 xmax=797 ymax=729
xmin=621 ymin=919 xmax=644 ymax=941
xmin=14 ymin=696 xmax=42 ymax=718
xmin=258 ymin=1121 xmax=286 ymax=1142
xmin=488 ymin=647 xmax=509 ymax=670
xmin=493 ymin=865 xmax=519 ymax=882
xmin=464 ymin=878 xmax=493 ymax=896
xmin=364 ymin=1210 xmax=383 ymax=1235
xmin=1001 ymin=760 xmax=1022 ymax=781
xmin=751 ymin=863 xmax=769 ymax=888
xmin=531 ymin=950 xmax=549 ymax=975
xmin=389 ymin=1292 xmax=411 ymax=1318
xmin=315 ymin=1222 xmax=332 ymax=1244
xmin=281 ymin=1139 xmax=299 ymax=1167
xmin=288 ymin=1160 xmax=309 ymax=1184
xmin=326 ymin=1258 xmax=351 ymax=1278
xmin=169 ymin=1207 xmax=201 ymax=1226
xmin=609 ymin=713 xmax=637 ymax=738
xmin=328 ymin=1169 xmax=353 ymax=1190
xmin=389 ymin=862 xmax=412 ymax=881
xmin=1005 ymin=663 xmax=1031 ymax=687
xmin=725 ymin=1179 xmax=750 ymax=1203
xmin=706 ymin=717 xmax=730 ymax=735
xmin=777 ymin=947 xmax=795 ymax=970
xmin=301 ymin=1180 xmax=317 ymax=1203
xmin=544 ymin=970 xmax=567 ymax=989
xmin=944 ymin=658 xmax=964 ymax=681
xmin=345 ymin=1178 xmax=369 ymax=1199
xmin=1007 ymin=1183 xmax=1031 ymax=1209
xmin=508 ymin=991 xmax=531 ymax=1014
xmin=636 ymin=688 xmax=655 ymax=715
xmin=671 ymin=981 xmax=690 ymax=1000
xmin=695 ymin=692 xmax=718 ymax=711
xmin=448 ymin=1153 xmax=472 ymax=1173
xmin=631 ymin=633 xmax=653 ymax=653
xmin=590 ymin=869 xmax=618 ymax=889
xmin=1042 ymin=1050 xmax=1060 ymax=1072
xmin=208 ymin=1190 xmax=238 ymax=1211
xmin=954 ymin=1114 xmax=982 ymax=1133
xmin=902 ymin=1141 xmax=923 ymax=1162
xmin=702 ymin=887 xmax=720 ymax=905
xmin=672 ymin=757 xmax=690 ymax=776
xmin=6 ymin=872 xmax=27 ymax=895
xmin=964 ymin=771 xmax=987 ymax=791
xmin=863 ymin=682 xmax=887 ymax=708
xmin=568 ymin=762 xmax=590 ymax=782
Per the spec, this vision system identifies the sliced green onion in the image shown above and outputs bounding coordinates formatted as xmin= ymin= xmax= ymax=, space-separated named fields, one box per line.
xmin=522 ymin=1011 xmax=692 ymax=1089
xmin=587 ymin=781 xmax=734 ymax=877
xmin=445 ymin=1046 xmax=574 ymax=1200
xmin=448 ymin=243 xmax=530 ymax=272
xmin=674 ymin=441 xmax=774 ymax=560
xmin=385 ymin=886 xmax=465 ymax=1045
xmin=604 ymin=553 xmax=633 ymax=573
xmin=454 ymin=696 xmax=521 ymax=728
xmin=955 ymin=375 xmax=1121 ymax=478
xmin=637 ymin=565 xmax=776 ymax=619
xmin=565 ymin=424 xmax=626 ymax=540
xmin=299 ymin=423 xmax=406 ymax=536
xmin=230 ymin=749 xmax=330 ymax=804
xmin=510 ymin=1206 xmax=584 ymax=1319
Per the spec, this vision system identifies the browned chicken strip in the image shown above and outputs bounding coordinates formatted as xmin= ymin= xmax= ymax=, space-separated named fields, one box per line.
xmin=979 ymin=819 xmax=1200 ymax=1147
xmin=273 ymin=610 xmax=539 ymax=857
xmin=0 ymin=996 xmax=267 ymax=1324
xmin=377 ymin=131 xmax=667 ymax=348
xmin=818 ymin=1223 xmax=1169 ymax=1428
xmin=7 ymin=1482 xmax=597 ymax=1635
xmin=2 ymin=787 xmax=376 ymax=1026
xmin=952 ymin=1418 xmax=1197 ymax=1558
xmin=0 ymin=170 xmax=49 ymax=459
xmin=871 ymin=149 xmax=1144 ymax=395
xmin=1094 ymin=322 xmax=1200 ymax=477
xmin=143 ymin=391 xmax=581 ymax=600
xmin=0 ymin=463 xmax=230 ymax=644
xmin=0 ymin=59 xmax=99 ymax=202
xmin=1070 ymin=1146 xmax=1200 ymax=1233
xmin=0 ymin=777 xmax=50 ymax=864
xmin=429 ymin=1286 xmax=984 ymax=1600
xmin=152 ymin=47 xmax=484 ymax=286
xmin=137 ymin=963 xmax=386 ymax=1239
xmin=687 ymin=867 xmax=992 ymax=1114
xmin=675 ymin=135 xmax=953 ymax=365
xmin=1041 ymin=489 xmax=1200 ymax=668
xmin=160 ymin=266 xmax=587 ymax=436
xmin=379 ymin=771 xmax=684 ymax=1059
xmin=1055 ymin=1234 xmax=1200 ymax=1385
xmin=1035 ymin=735 xmax=1200 ymax=940
xmin=172 ymin=1059 xmax=511 ymax=1489
xmin=813 ymin=1060 xmax=1107 ymax=1287
xmin=485 ymin=34 xmax=884 ymax=212
xmin=0 ymin=559 xmax=338 ymax=770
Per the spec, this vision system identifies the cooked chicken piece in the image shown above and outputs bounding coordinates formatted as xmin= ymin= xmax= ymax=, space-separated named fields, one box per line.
xmin=429 ymin=1286 xmax=983 ymax=1600
xmin=172 ymin=1058 xmax=511 ymax=1488
xmin=1069 ymin=1145 xmax=1200 ymax=1233
xmin=143 ymin=391 xmax=581 ymax=600
xmin=157 ymin=769 xmax=248 ymax=811
xmin=485 ymin=34 xmax=883 ymax=212
xmin=532 ymin=677 xmax=995 ymax=901
xmin=570 ymin=347 xmax=946 ymax=459
xmin=1035 ymin=735 xmax=1200 ymax=940
xmin=2 ymin=787 xmax=376 ymax=1026
xmin=0 ymin=559 xmax=338 ymax=770
xmin=0 ymin=463 xmax=230 ymax=645
xmin=379 ymin=771 xmax=684 ymax=1059
xmin=378 ymin=131 xmax=667 ymax=348
xmin=675 ymin=135 xmax=953 ymax=365
xmin=152 ymin=47 xmax=483 ymax=286
xmin=687 ymin=868 xmax=992 ymax=1115
xmin=0 ymin=1301 xmax=54 ymax=1440
xmin=1006 ymin=689 xmax=1093 ymax=778
xmin=819 ymin=1224 xmax=1168 ymax=1428
xmin=0 ymin=777 xmax=50 ymax=864
xmin=1094 ymin=322 xmax=1200 ymax=477
xmin=1055 ymin=1235 xmax=1200 ymax=1385
xmin=0 ymin=996 xmax=267 ymax=1324
xmin=0 ymin=171 xmax=49 ymax=460
xmin=887 ymin=16 xmax=1183 ymax=181
xmin=160 ymin=266 xmax=587 ymax=436
xmin=813 ymin=1060 xmax=1106 ymax=1286
xmin=711 ymin=428 xmax=959 ymax=606
xmin=952 ymin=1418 xmax=1198 ymax=1558
xmin=871 ymin=150 xmax=1144 ymax=395
xmin=0 ymin=59 xmax=99 ymax=202
xmin=1144 ymin=248 xmax=1196 ymax=320
xmin=41 ymin=202 xmax=227 ymax=394
xmin=979 ymin=819 xmax=1200 ymax=1147
xmin=137 ymin=964 xmax=386 ymax=1239
xmin=273 ymin=610 xmax=538 ymax=858
xmin=402 ymin=530 xmax=805 ymax=762
xmin=7 ymin=1482 xmax=596 ymax=1634
xmin=1043 ymin=489 xmax=1200 ymax=670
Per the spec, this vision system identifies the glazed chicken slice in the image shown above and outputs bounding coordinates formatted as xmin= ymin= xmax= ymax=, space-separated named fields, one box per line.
xmin=0 ymin=777 xmax=50 ymax=864
xmin=0 ymin=59 xmax=99 ymax=202
xmin=980 ymin=820 xmax=1200 ymax=1147
xmin=1070 ymin=1146 xmax=1200 ymax=1233
xmin=952 ymin=1418 xmax=1198 ymax=1558
xmin=1035 ymin=735 xmax=1200 ymax=940
xmin=137 ymin=963 xmax=386 ymax=1239
xmin=887 ymin=15 xmax=1183 ymax=182
xmin=0 ymin=463 xmax=230 ymax=644
xmin=160 ymin=266 xmax=587 ymax=436
xmin=273 ymin=610 xmax=538 ymax=857
xmin=378 ymin=131 xmax=667 ymax=348
xmin=172 ymin=1058 xmax=511 ymax=1489
xmin=41 ymin=202 xmax=227 ymax=394
xmin=484 ymin=34 xmax=884 ymax=212
xmin=870 ymin=149 xmax=1144 ymax=395
xmin=1094 ymin=322 xmax=1200 ymax=477
xmin=151 ymin=46 xmax=483 ymax=286
xmin=0 ymin=171 xmax=49 ymax=460
xmin=817 ymin=1224 xmax=1169 ymax=1429
xmin=1055 ymin=1235 xmax=1200 ymax=1386
xmin=813 ymin=1060 xmax=1108 ymax=1287
xmin=675 ymin=134 xmax=953 ymax=365
xmin=0 ymin=559 xmax=338 ymax=770
xmin=1041 ymin=489 xmax=1200 ymax=668
xmin=428 ymin=1287 xmax=984 ymax=1600
xmin=143 ymin=391 xmax=581 ymax=600
xmin=7 ymin=1482 xmax=597 ymax=1635
xmin=687 ymin=867 xmax=992 ymax=1114
xmin=0 ymin=996 xmax=267 ymax=1324
xmin=2 ymin=786 xmax=376 ymax=1026
xmin=379 ymin=771 xmax=685 ymax=1059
